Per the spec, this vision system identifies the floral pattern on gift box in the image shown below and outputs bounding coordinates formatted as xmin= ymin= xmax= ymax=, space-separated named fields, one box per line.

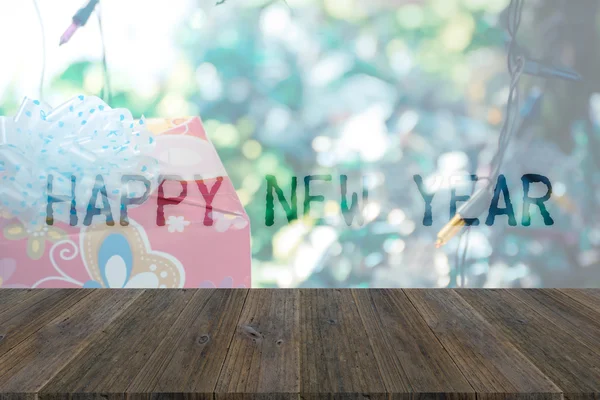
xmin=80 ymin=220 xmax=185 ymax=288
xmin=24 ymin=220 xmax=186 ymax=289
xmin=166 ymin=216 xmax=191 ymax=233
xmin=0 ymin=258 xmax=28 ymax=288
xmin=145 ymin=117 xmax=195 ymax=136
xmin=211 ymin=211 xmax=249 ymax=233
xmin=3 ymin=222 xmax=67 ymax=260
xmin=199 ymin=276 xmax=247 ymax=288
xmin=0 ymin=207 xmax=14 ymax=220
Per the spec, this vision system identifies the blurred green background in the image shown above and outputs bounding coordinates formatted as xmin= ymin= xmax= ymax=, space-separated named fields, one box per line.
xmin=2 ymin=0 xmax=600 ymax=288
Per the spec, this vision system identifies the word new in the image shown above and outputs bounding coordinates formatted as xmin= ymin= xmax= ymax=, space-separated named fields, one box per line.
xmin=45 ymin=174 xmax=223 ymax=226
xmin=265 ymin=175 xmax=368 ymax=226
xmin=414 ymin=173 xmax=554 ymax=226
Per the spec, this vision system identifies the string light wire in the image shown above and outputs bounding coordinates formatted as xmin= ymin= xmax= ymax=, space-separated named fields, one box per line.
xmin=454 ymin=0 xmax=525 ymax=287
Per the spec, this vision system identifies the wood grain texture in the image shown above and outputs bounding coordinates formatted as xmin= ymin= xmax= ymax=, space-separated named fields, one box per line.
xmin=0 ymin=290 xmax=143 ymax=393
xmin=352 ymin=289 xmax=475 ymax=399
xmin=559 ymin=289 xmax=600 ymax=314
xmin=0 ymin=289 xmax=599 ymax=400
xmin=129 ymin=289 xmax=248 ymax=396
xmin=299 ymin=289 xmax=386 ymax=400
xmin=404 ymin=289 xmax=561 ymax=400
xmin=458 ymin=289 xmax=600 ymax=398
xmin=40 ymin=289 xmax=195 ymax=396
xmin=0 ymin=290 xmax=40 ymax=315
xmin=0 ymin=290 xmax=91 ymax=359
xmin=216 ymin=289 xmax=299 ymax=400
xmin=508 ymin=289 xmax=600 ymax=356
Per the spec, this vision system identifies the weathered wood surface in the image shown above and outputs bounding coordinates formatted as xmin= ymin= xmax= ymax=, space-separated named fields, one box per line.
xmin=0 ymin=289 xmax=598 ymax=399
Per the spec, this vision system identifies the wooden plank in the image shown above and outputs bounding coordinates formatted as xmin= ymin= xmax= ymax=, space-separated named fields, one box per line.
xmin=129 ymin=289 xmax=248 ymax=397
xmin=3 ymin=288 xmax=600 ymax=399
xmin=0 ymin=290 xmax=57 ymax=320
xmin=0 ymin=393 xmax=36 ymax=400
xmin=39 ymin=289 xmax=195 ymax=395
xmin=458 ymin=289 xmax=600 ymax=398
xmin=0 ymin=290 xmax=91 ymax=359
xmin=508 ymin=289 xmax=600 ymax=356
xmin=404 ymin=289 xmax=561 ymax=400
xmin=0 ymin=290 xmax=40 ymax=315
xmin=0 ymin=290 xmax=143 ymax=393
xmin=559 ymin=289 xmax=600 ymax=314
xmin=352 ymin=289 xmax=474 ymax=398
xmin=299 ymin=289 xmax=386 ymax=400
xmin=215 ymin=289 xmax=299 ymax=400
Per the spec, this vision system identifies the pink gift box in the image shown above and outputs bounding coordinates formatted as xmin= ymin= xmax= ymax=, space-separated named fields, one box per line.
xmin=0 ymin=117 xmax=251 ymax=289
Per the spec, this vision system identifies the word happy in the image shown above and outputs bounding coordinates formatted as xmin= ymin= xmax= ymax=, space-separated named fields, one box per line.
xmin=45 ymin=174 xmax=223 ymax=227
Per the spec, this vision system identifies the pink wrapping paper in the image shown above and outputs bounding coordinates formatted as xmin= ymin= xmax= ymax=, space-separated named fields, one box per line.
xmin=0 ymin=117 xmax=251 ymax=288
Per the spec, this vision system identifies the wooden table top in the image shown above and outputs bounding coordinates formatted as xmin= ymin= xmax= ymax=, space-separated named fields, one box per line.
xmin=1 ymin=289 xmax=600 ymax=399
